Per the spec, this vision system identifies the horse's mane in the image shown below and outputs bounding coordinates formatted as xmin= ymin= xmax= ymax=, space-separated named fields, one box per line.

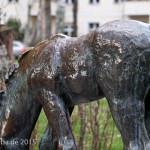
xmin=5 ymin=64 xmax=18 ymax=85
xmin=0 ymin=46 xmax=34 ymax=99
xmin=0 ymin=64 xmax=18 ymax=100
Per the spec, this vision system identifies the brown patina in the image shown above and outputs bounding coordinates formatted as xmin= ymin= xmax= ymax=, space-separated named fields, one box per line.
xmin=0 ymin=20 xmax=149 ymax=150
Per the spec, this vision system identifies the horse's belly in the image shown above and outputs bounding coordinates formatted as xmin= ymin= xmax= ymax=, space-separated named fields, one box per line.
xmin=63 ymin=76 xmax=102 ymax=106
xmin=67 ymin=95 xmax=102 ymax=107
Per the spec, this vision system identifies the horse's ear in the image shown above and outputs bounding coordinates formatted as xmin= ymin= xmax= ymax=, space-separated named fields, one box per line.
xmin=18 ymin=47 xmax=34 ymax=63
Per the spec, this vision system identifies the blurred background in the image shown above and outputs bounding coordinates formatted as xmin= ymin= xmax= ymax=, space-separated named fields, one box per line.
xmin=0 ymin=0 xmax=150 ymax=149
xmin=1 ymin=0 xmax=150 ymax=58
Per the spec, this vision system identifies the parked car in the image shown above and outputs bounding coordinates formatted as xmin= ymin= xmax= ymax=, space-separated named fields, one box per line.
xmin=13 ymin=40 xmax=25 ymax=58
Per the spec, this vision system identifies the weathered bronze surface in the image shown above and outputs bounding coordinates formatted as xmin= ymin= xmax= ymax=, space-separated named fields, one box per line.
xmin=0 ymin=20 xmax=149 ymax=150
xmin=0 ymin=26 xmax=13 ymax=92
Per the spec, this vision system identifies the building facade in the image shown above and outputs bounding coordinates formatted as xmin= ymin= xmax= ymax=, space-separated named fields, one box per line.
xmin=0 ymin=0 xmax=28 ymax=27
xmin=64 ymin=0 xmax=150 ymax=36
xmin=1 ymin=0 xmax=150 ymax=36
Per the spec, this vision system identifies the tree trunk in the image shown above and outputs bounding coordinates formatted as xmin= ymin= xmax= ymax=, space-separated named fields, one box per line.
xmin=73 ymin=0 xmax=78 ymax=37
xmin=56 ymin=0 xmax=65 ymax=33
xmin=25 ymin=0 xmax=52 ymax=46
xmin=24 ymin=1 xmax=41 ymax=46
xmin=41 ymin=0 xmax=51 ymax=40
xmin=78 ymin=104 xmax=86 ymax=150
xmin=30 ymin=2 xmax=42 ymax=46
xmin=24 ymin=4 xmax=32 ymax=46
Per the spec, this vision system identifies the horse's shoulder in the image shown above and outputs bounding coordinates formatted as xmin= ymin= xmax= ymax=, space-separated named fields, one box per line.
xmin=18 ymin=47 xmax=34 ymax=63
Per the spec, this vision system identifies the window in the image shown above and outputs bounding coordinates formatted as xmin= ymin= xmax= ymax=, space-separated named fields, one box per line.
xmin=8 ymin=0 xmax=18 ymax=2
xmin=90 ymin=0 xmax=100 ymax=4
xmin=89 ymin=23 xmax=99 ymax=32
xmin=64 ymin=25 xmax=74 ymax=37
xmin=114 ymin=0 xmax=123 ymax=3
xmin=66 ymin=0 xmax=74 ymax=4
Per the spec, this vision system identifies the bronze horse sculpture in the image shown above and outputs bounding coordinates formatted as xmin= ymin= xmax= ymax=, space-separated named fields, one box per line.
xmin=0 ymin=20 xmax=149 ymax=150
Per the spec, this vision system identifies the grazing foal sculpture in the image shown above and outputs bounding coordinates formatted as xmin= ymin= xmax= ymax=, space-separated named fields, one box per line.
xmin=0 ymin=20 xmax=150 ymax=150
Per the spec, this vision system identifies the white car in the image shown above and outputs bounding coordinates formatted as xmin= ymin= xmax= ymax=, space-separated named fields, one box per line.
xmin=13 ymin=41 xmax=25 ymax=58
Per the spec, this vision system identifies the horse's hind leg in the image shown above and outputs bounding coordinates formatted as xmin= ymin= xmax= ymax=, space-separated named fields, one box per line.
xmin=40 ymin=90 xmax=77 ymax=150
xmin=99 ymin=79 xmax=150 ymax=150
xmin=39 ymin=107 xmax=74 ymax=150
xmin=144 ymin=89 xmax=150 ymax=138
xmin=108 ymin=95 xmax=150 ymax=150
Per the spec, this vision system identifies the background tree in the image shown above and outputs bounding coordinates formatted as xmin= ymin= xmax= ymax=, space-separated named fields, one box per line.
xmin=56 ymin=0 xmax=65 ymax=33
xmin=6 ymin=18 xmax=24 ymax=41
xmin=71 ymin=99 xmax=117 ymax=150
xmin=73 ymin=0 xmax=78 ymax=36
xmin=26 ymin=2 xmax=42 ymax=46
xmin=78 ymin=104 xmax=86 ymax=150
xmin=41 ymin=0 xmax=51 ymax=40
xmin=24 ymin=0 xmax=51 ymax=46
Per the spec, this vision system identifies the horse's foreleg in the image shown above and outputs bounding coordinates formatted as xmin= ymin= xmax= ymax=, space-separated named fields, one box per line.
xmin=0 ymin=94 xmax=42 ymax=150
xmin=41 ymin=90 xmax=77 ymax=150
xmin=39 ymin=125 xmax=57 ymax=150
xmin=39 ymin=107 xmax=74 ymax=150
